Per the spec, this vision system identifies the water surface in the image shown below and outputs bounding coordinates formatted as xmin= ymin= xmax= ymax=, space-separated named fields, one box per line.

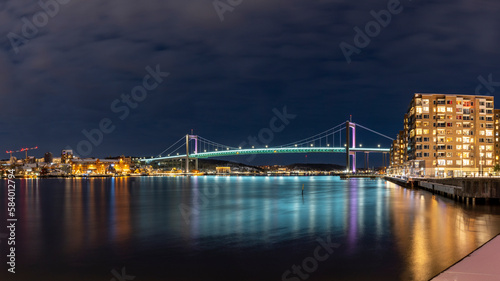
xmin=1 ymin=176 xmax=499 ymax=281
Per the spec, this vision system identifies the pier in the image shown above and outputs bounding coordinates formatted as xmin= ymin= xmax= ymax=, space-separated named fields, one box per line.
xmin=385 ymin=176 xmax=500 ymax=204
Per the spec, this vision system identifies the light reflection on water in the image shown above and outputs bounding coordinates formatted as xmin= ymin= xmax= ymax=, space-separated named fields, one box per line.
xmin=1 ymin=176 xmax=500 ymax=281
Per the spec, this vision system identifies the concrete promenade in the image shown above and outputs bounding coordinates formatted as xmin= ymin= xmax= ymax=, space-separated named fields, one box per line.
xmin=431 ymin=234 xmax=500 ymax=281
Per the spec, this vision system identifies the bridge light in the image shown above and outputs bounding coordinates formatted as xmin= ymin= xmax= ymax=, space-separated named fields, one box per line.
xmin=378 ymin=144 xmax=381 ymax=148
xmin=177 ymin=153 xmax=179 ymax=155
xmin=327 ymin=144 xmax=330 ymax=147
xmin=168 ymin=154 xmax=170 ymax=156
xmin=204 ymin=149 xmax=207 ymax=152
xmin=295 ymin=144 xmax=298 ymax=147
xmin=239 ymin=147 xmax=242 ymax=149
xmin=227 ymin=148 xmax=229 ymax=150
xmin=265 ymin=145 xmax=268 ymax=148
xmin=344 ymin=144 xmax=347 ymax=147
xmin=310 ymin=144 xmax=314 ymax=147
xmin=359 ymin=144 xmax=362 ymax=147
xmin=252 ymin=146 xmax=255 ymax=149
xmin=215 ymin=149 xmax=218 ymax=151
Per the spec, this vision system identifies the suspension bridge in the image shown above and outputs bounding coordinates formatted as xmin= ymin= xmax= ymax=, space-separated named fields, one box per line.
xmin=139 ymin=121 xmax=393 ymax=172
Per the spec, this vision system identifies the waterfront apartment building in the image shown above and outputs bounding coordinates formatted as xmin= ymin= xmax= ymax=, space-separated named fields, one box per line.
xmin=495 ymin=109 xmax=500 ymax=166
xmin=390 ymin=93 xmax=496 ymax=177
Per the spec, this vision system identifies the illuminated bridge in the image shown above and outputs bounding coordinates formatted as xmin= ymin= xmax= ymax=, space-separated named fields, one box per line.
xmin=140 ymin=121 xmax=393 ymax=172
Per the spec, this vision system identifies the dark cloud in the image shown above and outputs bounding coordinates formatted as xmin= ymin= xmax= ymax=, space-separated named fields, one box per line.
xmin=1 ymin=0 xmax=499 ymax=165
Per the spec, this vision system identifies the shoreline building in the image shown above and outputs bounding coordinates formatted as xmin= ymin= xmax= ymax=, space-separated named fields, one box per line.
xmin=390 ymin=93 xmax=496 ymax=177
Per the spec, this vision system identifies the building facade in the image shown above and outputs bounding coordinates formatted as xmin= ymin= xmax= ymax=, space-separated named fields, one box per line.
xmin=391 ymin=93 xmax=496 ymax=177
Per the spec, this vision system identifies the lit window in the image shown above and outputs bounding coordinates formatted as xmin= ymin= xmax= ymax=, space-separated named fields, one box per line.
xmin=456 ymin=145 xmax=462 ymax=150
xmin=486 ymin=130 xmax=493 ymax=136
xmin=437 ymin=107 xmax=446 ymax=113
xmin=463 ymin=159 xmax=470 ymax=165
xmin=447 ymin=107 xmax=453 ymax=112
xmin=456 ymin=160 xmax=462 ymax=165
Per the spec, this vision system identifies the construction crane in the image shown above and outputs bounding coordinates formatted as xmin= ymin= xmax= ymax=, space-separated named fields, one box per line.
xmin=6 ymin=146 xmax=38 ymax=159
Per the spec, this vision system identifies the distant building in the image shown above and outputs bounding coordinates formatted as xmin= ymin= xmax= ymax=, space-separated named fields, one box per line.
xmin=216 ymin=167 xmax=231 ymax=174
xmin=44 ymin=152 xmax=53 ymax=163
xmin=61 ymin=149 xmax=73 ymax=164
xmin=71 ymin=156 xmax=131 ymax=175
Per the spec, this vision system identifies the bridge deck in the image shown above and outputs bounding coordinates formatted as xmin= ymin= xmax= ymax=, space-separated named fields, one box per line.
xmin=141 ymin=147 xmax=389 ymax=162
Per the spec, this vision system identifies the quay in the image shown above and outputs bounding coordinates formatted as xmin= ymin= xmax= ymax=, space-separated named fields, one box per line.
xmin=385 ymin=176 xmax=500 ymax=204
xmin=339 ymin=173 xmax=384 ymax=179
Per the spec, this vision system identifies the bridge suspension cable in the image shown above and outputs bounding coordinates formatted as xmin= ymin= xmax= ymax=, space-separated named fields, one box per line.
xmin=355 ymin=123 xmax=394 ymax=141
xmin=156 ymin=136 xmax=185 ymax=157
xmin=197 ymin=136 xmax=239 ymax=151
xmin=280 ymin=122 xmax=346 ymax=148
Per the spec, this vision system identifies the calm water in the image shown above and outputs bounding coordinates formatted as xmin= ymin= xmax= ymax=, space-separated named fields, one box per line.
xmin=1 ymin=176 xmax=500 ymax=281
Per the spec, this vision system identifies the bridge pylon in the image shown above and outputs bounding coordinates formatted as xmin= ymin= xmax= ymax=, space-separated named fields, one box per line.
xmin=185 ymin=134 xmax=199 ymax=173
xmin=345 ymin=121 xmax=356 ymax=173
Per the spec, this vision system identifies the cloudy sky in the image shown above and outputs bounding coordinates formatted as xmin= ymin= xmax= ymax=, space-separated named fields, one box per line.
xmin=1 ymin=0 xmax=499 ymax=165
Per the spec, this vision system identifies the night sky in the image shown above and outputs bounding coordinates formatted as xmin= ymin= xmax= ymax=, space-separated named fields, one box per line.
xmin=1 ymin=0 xmax=499 ymax=166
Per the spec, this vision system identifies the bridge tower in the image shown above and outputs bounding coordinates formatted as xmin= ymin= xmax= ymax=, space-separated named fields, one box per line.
xmin=345 ymin=121 xmax=356 ymax=173
xmin=185 ymin=135 xmax=199 ymax=173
